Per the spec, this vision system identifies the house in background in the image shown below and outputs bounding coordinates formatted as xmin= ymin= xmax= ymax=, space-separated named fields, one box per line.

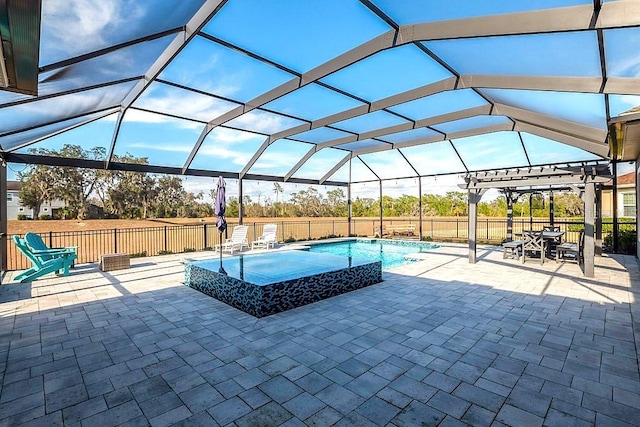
xmin=601 ymin=171 xmax=636 ymax=218
xmin=6 ymin=181 xmax=66 ymax=220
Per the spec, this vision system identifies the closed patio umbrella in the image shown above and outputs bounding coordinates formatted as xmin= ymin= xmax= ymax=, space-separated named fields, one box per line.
xmin=215 ymin=176 xmax=227 ymax=274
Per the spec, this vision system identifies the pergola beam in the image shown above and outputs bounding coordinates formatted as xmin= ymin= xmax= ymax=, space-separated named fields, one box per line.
xmin=459 ymin=174 xmax=609 ymax=190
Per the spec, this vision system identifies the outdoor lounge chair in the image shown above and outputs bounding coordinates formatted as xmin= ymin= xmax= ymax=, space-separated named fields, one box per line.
xmin=251 ymin=223 xmax=278 ymax=249
xmin=12 ymin=235 xmax=77 ymax=283
xmin=24 ymin=232 xmax=77 ymax=262
xmin=217 ymin=225 xmax=249 ymax=254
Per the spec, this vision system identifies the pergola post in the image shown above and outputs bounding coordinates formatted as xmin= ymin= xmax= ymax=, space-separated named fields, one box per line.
xmin=0 ymin=161 xmax=7 ymax=283
xmin=529 ymin=193 xmax=533 ymax=229
xmin=549 ymin=191 xmax=554 ymax=226
xmin=418 ymin=178 xmax=423 ymax=240
xmin=379 ymin=180 xmax=383 ymax=238
xmin=468 ymin=189 xmax=485 ymax=264
xmin=505 ymin=190 xmax=517 ymax=242
xmin=238 ymin=178 xmax=244 ymax=225
xmin=584 ymin=182 xmax=595 ymax=278
xmin=596 ymin=185 xmax=602 ymax=256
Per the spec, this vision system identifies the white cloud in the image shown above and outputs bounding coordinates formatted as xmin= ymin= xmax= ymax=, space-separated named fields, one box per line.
xmin=126 ymin=142 xmax=191 ymax=153
xmin=41 ymin=0 xmax=135 ymax=61
xmin=121 ymin=109 xmax=202 ymax=130
xmin=228 ymin=111 xmax=298 ymax=134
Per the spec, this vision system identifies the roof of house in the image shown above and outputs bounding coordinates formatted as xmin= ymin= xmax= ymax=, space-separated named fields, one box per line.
xmin=7 ymin=181 xmax=21 ymax=191
xmin=617 ymin=172 xmax=635 ymax=186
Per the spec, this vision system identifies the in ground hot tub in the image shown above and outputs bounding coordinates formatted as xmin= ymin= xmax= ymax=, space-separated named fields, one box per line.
xmin=184 ymin=250 xmax=382 ymax=317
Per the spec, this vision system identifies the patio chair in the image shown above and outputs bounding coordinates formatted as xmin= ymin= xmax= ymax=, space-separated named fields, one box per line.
xmin=217 ymin=225 xmax=249 ymax=254
xmin=12 ymin=235 xmax=77 ymax=283
xmin=24 ymin=232 xmax=77 ymax=263
xmin=502 ymin=239 xmax=522 ymax=260
xmin=543 ymin=225 xmax=562 ymax=254
xmin=522 ymin=230 xmax=545 ymax=265
xmin=556 ymin=230 xmax=584 ymax=264
xmin=251 ymin=224 xmax=278 ymax=250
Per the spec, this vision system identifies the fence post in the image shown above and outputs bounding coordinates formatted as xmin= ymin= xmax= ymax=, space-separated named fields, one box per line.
xmin=332 ymin=220 xmax=335 ymax=236
xmin=486 ymin=219 xmax=489 ymax=240
xmin=203 ymin=224 xmax=207 ymax=249
xmin=282 ymin=221 xmax=285 ymax=242
xmin=49 ymin=231 xmax=53 ymax=247
xmin=164 ymin=226 xmax=168 ymax=252
xmin=456 ymin=218 xmax=459 ymax=238
xmin=308 ymin=221 xmax=311 ymax=240
xmin=114 ymin=228 xmax=117 ymax=253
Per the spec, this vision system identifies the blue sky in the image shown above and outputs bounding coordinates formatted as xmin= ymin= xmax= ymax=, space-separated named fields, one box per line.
xmin=5 ymin=0 xmax=635 ymax=202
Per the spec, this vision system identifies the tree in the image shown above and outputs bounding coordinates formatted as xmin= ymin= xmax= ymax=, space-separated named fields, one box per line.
xmin=290 ymin=187 xmax=323 ymax=216
xmin=155 ymin=176 xmax=187 ymax=218
xmin=273 ymin=182 xmax=284 ymax=217
xmin=352 ymin=197 xmax=376 ymax=217
xmin=103 ymin=155 xmax=156 ymax=218
xmin=17 ymin=163 xmax=58 ymax=218
xmin=324 ymin=188 xmax=347 ymax=216
xmin=24 ymin=145 xmax=109 ymax=219
xmin=273 ymin=182 xmax=283 ymax=203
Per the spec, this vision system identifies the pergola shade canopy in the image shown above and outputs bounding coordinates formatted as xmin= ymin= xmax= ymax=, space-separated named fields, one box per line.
xmin=4 ymin=0 xmax=640 ymax=183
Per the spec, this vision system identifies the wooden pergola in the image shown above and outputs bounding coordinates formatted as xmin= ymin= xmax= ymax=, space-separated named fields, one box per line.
xmin=459 ymin=163 xmax=612 ymax=277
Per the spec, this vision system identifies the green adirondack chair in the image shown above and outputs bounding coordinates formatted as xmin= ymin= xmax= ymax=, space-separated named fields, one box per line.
xmin=24 ymin=232 xmax=77 ymax=262
xmin=13 ymin=235 xmax=77 ymax=283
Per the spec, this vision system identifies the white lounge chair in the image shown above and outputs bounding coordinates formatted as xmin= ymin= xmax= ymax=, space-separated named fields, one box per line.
xmin=217 ymin=225 xmax=249 ymax=254
xmin=251 ymin=224 xmax=278 ymax=250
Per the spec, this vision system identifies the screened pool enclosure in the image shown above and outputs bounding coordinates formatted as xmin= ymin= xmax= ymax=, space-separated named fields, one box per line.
xmin=2 ymin=0 xmax=640 ymax=277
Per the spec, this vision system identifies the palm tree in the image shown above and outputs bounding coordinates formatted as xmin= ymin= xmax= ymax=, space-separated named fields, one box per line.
xmin=273 ymin=183 xmax=284 ymax=217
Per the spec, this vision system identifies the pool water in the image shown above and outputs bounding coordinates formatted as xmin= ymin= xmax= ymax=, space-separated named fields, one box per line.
xmin=190 ymin=250 xmax=374 ymax=285
xmin=308 ymin=240 xmax=439 ymax=270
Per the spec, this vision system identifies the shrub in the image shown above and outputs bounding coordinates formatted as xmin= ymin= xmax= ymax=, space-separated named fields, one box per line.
xmin=422 ymin=236 xmax=433 ymax=242
xmin=130 ymin=251 xmax=148 ymax=258
xmin=603 ymin=229 xmax=637 ymax=254
xmin=183 ymin=247 xmax=196 ymax=253
xmin=38 ymin=215 xmax=50 ymax=220
xmin=284 ymin=236 xmax=296 ymax=243
xmin=157 ymin=250 xmax=174 ymax=255
xmin=16 ymin=214 xmax=29 ymax=220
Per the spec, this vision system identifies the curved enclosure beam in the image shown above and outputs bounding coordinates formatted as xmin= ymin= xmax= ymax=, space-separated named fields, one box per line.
xmin=182 ymin=29 xmax=399 ymax=172
xmin=398 ymin=3 xmax=640 ymax=43
xmin=106 ymin=0 xmax=230 ymax=166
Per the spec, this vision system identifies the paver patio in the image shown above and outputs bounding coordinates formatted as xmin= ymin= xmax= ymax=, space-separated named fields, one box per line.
xmin=0 ymin=243 xmax=638 ymax=426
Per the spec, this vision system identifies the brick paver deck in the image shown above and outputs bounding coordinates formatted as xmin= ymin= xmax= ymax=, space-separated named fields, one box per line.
xmin=1 ymin=243 xmax=638 ymax=426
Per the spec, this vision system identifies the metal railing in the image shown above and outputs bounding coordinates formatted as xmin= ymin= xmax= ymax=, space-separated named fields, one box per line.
xmin=5 ymin=218 xmax=635 ymax=271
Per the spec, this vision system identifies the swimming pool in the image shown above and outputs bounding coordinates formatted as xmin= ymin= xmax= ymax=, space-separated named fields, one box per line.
xmin=307 ymin=239 xmax=439 ymax=270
